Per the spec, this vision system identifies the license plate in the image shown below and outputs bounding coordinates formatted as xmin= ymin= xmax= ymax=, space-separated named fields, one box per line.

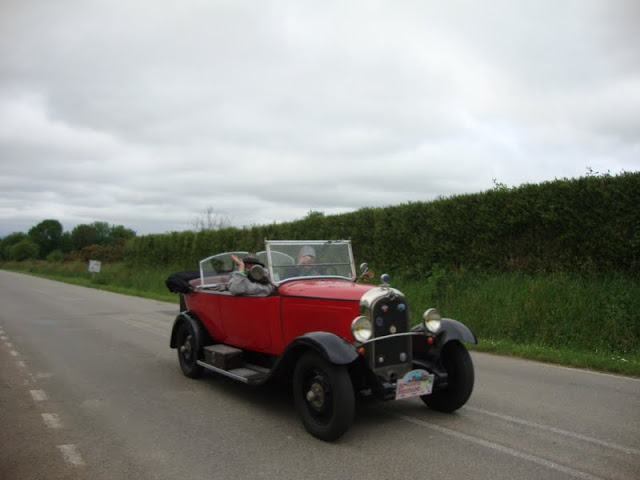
xmin=395 ymin=369 xmax=434 ymax=400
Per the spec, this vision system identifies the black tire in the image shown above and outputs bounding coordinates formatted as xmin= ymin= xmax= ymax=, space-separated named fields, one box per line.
xmin=176 ymin=321 xmax=204 ymax=378
xmin=421 ymin=341 xmax=474 ymax=412
xmin=293 ymin=351 xmax=355 ymax=441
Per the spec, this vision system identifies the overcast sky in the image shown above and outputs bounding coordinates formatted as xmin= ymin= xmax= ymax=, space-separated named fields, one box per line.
xmin=1 ymin=0 xmax=639 ymax=237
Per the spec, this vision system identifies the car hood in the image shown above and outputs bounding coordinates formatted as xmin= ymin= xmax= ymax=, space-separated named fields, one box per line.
xmin=277 ymin=279 xmax=376 ymax=301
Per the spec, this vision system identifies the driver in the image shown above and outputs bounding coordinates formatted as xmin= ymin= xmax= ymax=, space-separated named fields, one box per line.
xmin=282 ymin=246 xmax=319 ymax=278
xmin=228 ymin=254 xmax=275 ymax=296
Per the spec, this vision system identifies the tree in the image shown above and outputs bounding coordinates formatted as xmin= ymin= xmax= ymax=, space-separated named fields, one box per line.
xmin=71 ymin=224 xmax=99 ymax=250
xmin=110 ymin=225 xmax=136 ymax=246
xmin=1 ymin=232 xmax=29 ymax=260
xmin=192 ymin=207 xmax=231 ymax=231
xmin=60 ymin=232 xmax=73 ymax=253
xmin=28 ymin=219 xmax=63 ymax=258
xmin=90 ymin=221 xmax=111 ymax=245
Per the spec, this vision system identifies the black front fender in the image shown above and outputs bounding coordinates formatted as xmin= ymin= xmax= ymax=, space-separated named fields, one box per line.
xmin=412 ymin=318 xmax=477 ymax=345
xmin=271 ymin=331 xmax=359 ymax=380
xmin=288 ymin=331 xmax=359 ymax=365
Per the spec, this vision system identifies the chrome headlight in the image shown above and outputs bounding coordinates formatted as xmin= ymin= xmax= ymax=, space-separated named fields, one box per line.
xmin=351 ymin=316 xmax=373 ymax=342
xmin=422 ymin=308 xmax=442 ymax=333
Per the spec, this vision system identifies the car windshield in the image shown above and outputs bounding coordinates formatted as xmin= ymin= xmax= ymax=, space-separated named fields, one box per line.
xmin=263 ymin=240 xmax=356 ymax=284
xmin=197 ymin=251 xmax=248 ymax=287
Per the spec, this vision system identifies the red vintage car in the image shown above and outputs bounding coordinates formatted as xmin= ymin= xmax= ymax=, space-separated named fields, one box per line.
xmin=167 ymin=240 xmax=476 ymax=441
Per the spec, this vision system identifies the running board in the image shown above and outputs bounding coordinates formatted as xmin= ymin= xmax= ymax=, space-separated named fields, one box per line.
xmin=196 ymin=361 xmax=269 ymax=385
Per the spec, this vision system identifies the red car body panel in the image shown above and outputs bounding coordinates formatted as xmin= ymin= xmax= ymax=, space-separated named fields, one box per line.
xmin=186 ymin=293 xmax=283 ymax=354
xmin=279 ymin=280 xmax=375 ymax=345
xmin=278 ymin=279 xmax=375 ymax=301
xmin=185 ymin=279 xmax=376 ymax=355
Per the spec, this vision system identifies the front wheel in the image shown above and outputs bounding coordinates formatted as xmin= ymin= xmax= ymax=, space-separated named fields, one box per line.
xmin=421 ymin=341 xmax=474 ymax=412
xmin=293 ymin=351 xmax=355 ymax=441
xmin=176 ymin=322 xmax=204 ymax=378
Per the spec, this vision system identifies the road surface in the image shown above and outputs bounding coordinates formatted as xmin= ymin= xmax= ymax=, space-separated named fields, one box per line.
xmin=1 ymin=270 xmax=638 ymax=479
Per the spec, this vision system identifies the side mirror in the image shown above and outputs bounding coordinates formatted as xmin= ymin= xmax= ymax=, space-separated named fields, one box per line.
xmin=358 ymin=263 xmax=374 ymax=283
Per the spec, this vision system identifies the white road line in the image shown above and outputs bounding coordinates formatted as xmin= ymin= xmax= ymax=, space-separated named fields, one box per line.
xmin=41 ymin=413 xmax=63 ymax=429
xmin=466 ymin=406 xmax=640 ymax=456
xmin=58 ymin=444 xmax=86 ymax=467
xmin=30 ymin=390 xmax=48 ymax=402
xmin=10 ymin=350 xmax=19 ymax=356
xmin=551 ymin=363 xmax=640 ymax=382
xmin=16 ymin=360 xmax=27 ymax=368
xmin=6 ymin=342 xmax=13 ymax=348
xmin=392 ymin=412 xmax=605 ymax=480
xmin=1 ymin=335 xmax=8 ymax=341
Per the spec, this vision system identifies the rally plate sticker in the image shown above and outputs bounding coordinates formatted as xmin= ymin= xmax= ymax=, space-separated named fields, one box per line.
xmin=395 ymin=369 xmax=434 ymax=399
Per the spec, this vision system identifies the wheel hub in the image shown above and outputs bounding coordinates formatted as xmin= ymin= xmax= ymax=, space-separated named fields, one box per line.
xmin=180 ymin=335 xmax=193 ymax=360
xmin=306 ymin=382 xmax=325 ymax=410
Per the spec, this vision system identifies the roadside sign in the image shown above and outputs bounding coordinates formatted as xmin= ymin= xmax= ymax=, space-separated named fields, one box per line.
xmin=88 ymin=260 xmax=102 ymax=273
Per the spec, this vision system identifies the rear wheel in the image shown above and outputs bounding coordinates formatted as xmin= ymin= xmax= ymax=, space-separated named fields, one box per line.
xmin=176 ymin=322 xmax=204 ymax=378
xmin=421 ymin=341 xmax=474 ymax=412
xmin=293 ymin=351 xmax=355 ymax=441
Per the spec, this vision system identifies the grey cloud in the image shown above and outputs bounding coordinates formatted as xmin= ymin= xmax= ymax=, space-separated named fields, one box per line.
xmin=1 ymin=0 xmax=638 ymax=237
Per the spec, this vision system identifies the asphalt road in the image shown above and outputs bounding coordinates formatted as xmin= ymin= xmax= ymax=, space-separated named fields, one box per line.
xmin=1 ymin=270 xmax=638 ymax=480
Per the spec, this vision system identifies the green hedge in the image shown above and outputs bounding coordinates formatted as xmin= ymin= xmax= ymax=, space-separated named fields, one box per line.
xmin=125 ymin=172 xmax=640 ymax=275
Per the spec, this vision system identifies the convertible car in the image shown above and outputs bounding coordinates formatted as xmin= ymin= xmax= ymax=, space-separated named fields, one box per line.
xmin=167 ymin=239 xmax=477 ymax=441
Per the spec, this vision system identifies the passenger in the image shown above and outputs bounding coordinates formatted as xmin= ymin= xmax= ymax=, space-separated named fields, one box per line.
xmin=228 ymin=254 xmax=275 ymax=296
xmin=283 ymin=246 xmax=319 ymax=278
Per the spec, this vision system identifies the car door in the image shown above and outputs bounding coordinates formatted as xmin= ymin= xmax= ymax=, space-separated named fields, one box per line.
xmin=217 ymin=294 xmax=282 ymax=354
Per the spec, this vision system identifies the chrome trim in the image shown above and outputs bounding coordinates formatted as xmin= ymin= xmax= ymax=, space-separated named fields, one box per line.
xmin=359 ymin=286 xmax=405 ymax=311
xmin=357 ymin=331 xmax=426 ymax=346
xmin=278 ymin=274 xmax=352 ymax=283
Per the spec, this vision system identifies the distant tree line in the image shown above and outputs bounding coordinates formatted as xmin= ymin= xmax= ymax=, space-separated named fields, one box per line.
xmin=0 ymin=220 xmax=136 ymax=262
xmin=3 ymin=172 xmax=639 ymax=278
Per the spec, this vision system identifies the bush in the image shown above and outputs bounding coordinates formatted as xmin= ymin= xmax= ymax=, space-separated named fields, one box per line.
xmin=9 ymin=239 xmax=39 ymax=261
xmin=46 ymin=250 xmax=64 ymax=263
xmin=123 ymin=172 xmax=640 ymax=277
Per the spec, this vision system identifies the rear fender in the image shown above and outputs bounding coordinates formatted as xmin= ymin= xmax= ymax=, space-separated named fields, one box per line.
xmin=169 ymin=312 xmax=207 ymax=349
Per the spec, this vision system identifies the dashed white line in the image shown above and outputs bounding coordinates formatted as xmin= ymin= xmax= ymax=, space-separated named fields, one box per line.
xmin=391 ymin=412 xmax=605 ymax=480
xmin=466 ymin=406 xmax=640 ymax=456
xmin=41 ymin=413 xmax=63 ymax=429
xmin=3 ymin=342 xmax=89 ymax=471
xmin=58 ymin=444 xmax=85 ymax=467
xmin=30 ymin=390 xmax=48 ymax=402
